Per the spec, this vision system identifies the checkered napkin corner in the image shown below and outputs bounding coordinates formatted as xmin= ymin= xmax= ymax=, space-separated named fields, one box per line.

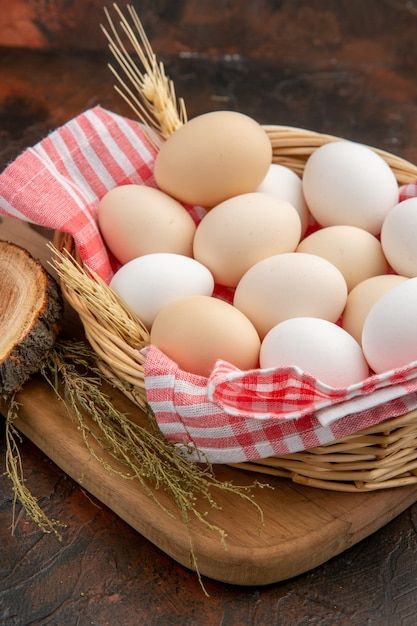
xmin=145 ymin=346 xmax=417 ymax=463
xmin=0 ymin=106 xmax=159 ymax=283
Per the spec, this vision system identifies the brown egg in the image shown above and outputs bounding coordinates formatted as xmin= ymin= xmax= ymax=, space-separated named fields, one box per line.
xmin=297 ymin=225 xmax=389 ymax=291
xmin=342 ymin=274 xmax=407 ymax=344
xmin=150 ymin=295 xmax=260 ymax=376
xmin=193 ymin=193 xmax=301 ymax=287
xmin=98 ymin=185 xmax=196 ymax=264
xmin=154 ymin=111 xmax=272 ymax=208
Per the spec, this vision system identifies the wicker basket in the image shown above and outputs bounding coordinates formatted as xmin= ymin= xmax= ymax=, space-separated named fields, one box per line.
xmin=56 ymin=124 xmax=417 ymax=493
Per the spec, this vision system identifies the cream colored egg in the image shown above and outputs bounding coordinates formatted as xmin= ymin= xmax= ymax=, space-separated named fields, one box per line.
xmin=154 ymin=111 xmax=272 ymax=207
xmin=98 ymin=185 xmax=196 ymax=264
xmin=297 ymin=225 xmax=388 ymax=291
xmin=150 ymin=295 xmax=260 ymax=376
xmin=362 ymin=277 xmax=417 ymax=373
xmin=302 ymin=141 xmax=398 ymax=235
xmin=381 ymin=198 xmax=417 ymax=277
xmin=233 ymin=253 xmax=348 ymax=338
xmin=257 ymin=163 xmax=310 ymax=235
xmin=193 ymin=192 xmax=301 ymax=287
xmin=342 ymin=274 xmax=407 ymax=344
xmin=260 ymin=318 xmax=369 ymax=387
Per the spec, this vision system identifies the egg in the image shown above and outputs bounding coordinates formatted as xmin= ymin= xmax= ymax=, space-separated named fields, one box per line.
xmin=260 ymin=318 xmax=369 ymax=387
xmin=110 ymin=254 xmax=214 ymax=329
xmin=233 ymin=253 xmax=347 ymax=338
xmin=257 ymin=163 xmax=310 ymax=235
xmin=302 ymin=141 xmax=398 ymax=235
xmin=362 ymin=277 xmax=417 ymax=373
xmin=154 ymin=111 xmax=272 ymax=207
xmin=342 ymin=274 xmax=407 ymax=344
xmin=297 ymin=225 xmax=388 ymax=291
xmin=193 ymin=192 xmax=301 ymax=287
xmin=150 ymin=295 xmax=260 ymax=376
xmin=381 ymin=198 xmax=417 ymax=277
xmin=98 ymin=185 xmax=196 ymax=264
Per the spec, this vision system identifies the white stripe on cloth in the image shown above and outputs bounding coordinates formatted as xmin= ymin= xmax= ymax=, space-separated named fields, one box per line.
xmin=31 ymin=146 xmax=85 ymax=208
xmin=112 ymin=114 xmax=154 ymax=163
xmin=314 ymin=425 xmax=336 ymax=445
xmin=317 ymin=382 xmax=410 ymax=427
xmin=175 ymin=423 xmax=237 ymax=438
xmin=85 ymin=109 xmax=137 ymax=176
xmin=148 ymin=401 xmax=176 ymax=413
xmin=176 ymin=402 xmax=224 ymax=418
xmin=0 ymin=195 xmax=30 ymax=222
xmin=156 ymin=422 xmax=190 ymax=437
xmin=283 ymin=433 xmax=305 ymax=453
xmin=253 ymin=441 xmax=277 ymax=458
xmin=68 ymin=119 xmax=116 ymax=190
xmin=31 ymin=146 xmax=97 ymax=230
xmin=145 ymin=374 xmax=176 ymax=389
xmin=51 ymin=132 xmax=96 ymax=203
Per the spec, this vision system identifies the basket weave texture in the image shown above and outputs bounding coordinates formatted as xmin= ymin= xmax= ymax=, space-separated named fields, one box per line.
xmin=57 ymin=125 xmax=417 ymax=493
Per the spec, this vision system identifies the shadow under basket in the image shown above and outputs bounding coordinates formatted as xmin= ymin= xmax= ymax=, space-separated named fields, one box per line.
xmin=56 ymin=124 xmax=417 ymax=494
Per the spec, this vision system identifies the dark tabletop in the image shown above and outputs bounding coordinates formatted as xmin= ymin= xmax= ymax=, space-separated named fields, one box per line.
xmin=2 ymin=2 xmax=417 ymax=624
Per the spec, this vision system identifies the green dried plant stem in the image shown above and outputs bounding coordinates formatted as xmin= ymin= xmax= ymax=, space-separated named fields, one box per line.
xmin=42 ymin=341 xmax=267 ymax=537
xmin=3 ymin=395 xmax=64 ymax=539
xmin=98 ymin=360 xmax=268 ymax=517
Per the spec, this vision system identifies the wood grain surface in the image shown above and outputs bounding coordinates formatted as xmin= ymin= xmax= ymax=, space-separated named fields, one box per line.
xmin=0 ymin=241 xmax=62 ymax=394
xmin=2 ymin=1 xmax=417 ymax=623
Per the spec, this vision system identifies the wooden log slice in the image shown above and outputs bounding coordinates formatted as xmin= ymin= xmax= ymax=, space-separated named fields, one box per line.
xmin=0 ymin=241 xmax=63 ymax=394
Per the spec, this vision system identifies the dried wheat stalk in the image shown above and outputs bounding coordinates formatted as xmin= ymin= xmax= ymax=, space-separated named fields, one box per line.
xmin=102 ymin=3 xmax=187 ymax=140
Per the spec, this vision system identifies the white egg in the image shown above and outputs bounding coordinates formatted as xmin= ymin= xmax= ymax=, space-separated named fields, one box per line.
xmin=257 ymin=163 xmax=310 ymax=235
xmin=302 ymin=141 xmax=398 ymax=235
xmin=362 ymin=277 xmax=417 ymax=373
xmin=260 ymin=317 xmax=369 ymax=387
xmin=110 ymin=253 xmax=214 ymax=329
xmin=381 ymin=198 xmax=417 ymax=277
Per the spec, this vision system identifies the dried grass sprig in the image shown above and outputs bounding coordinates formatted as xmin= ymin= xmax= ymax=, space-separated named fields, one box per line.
xmin=41 ymin=341 xmax=266 ymax=529
xmin=48 ymin=243 xmax=149 ymax=351
xmin=3 ymin=394 xmax=64 ymax=539
xmin=40 ymin=340 xmax=268 ymax=594
xmin=102 ymin=3 xmax=187 ymax=139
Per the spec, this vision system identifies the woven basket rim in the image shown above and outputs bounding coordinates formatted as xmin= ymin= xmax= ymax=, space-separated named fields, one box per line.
xmin=56 ymin=123 xmax=417 ymax=493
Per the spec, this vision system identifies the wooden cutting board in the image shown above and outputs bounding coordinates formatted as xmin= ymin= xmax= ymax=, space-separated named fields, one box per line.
xmin=3 ymin=215 xmax=417 ymax=586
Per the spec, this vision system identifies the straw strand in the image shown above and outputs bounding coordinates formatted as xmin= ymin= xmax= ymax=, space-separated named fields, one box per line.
xmin=102 ymin=3 xmax=187 ymax=139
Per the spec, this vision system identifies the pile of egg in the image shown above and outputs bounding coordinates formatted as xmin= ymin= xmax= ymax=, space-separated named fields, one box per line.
xmin=98 ymin=110 xmax=417 ymax=386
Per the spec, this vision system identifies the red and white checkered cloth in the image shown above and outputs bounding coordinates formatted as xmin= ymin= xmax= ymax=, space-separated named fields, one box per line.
xmin=0 ymin=106 xmax=205 ymax=283
xmin=145 ymin=347 xmax=417 ymax=462
xmin=2 ymin=106 xmax=417 ymax=463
